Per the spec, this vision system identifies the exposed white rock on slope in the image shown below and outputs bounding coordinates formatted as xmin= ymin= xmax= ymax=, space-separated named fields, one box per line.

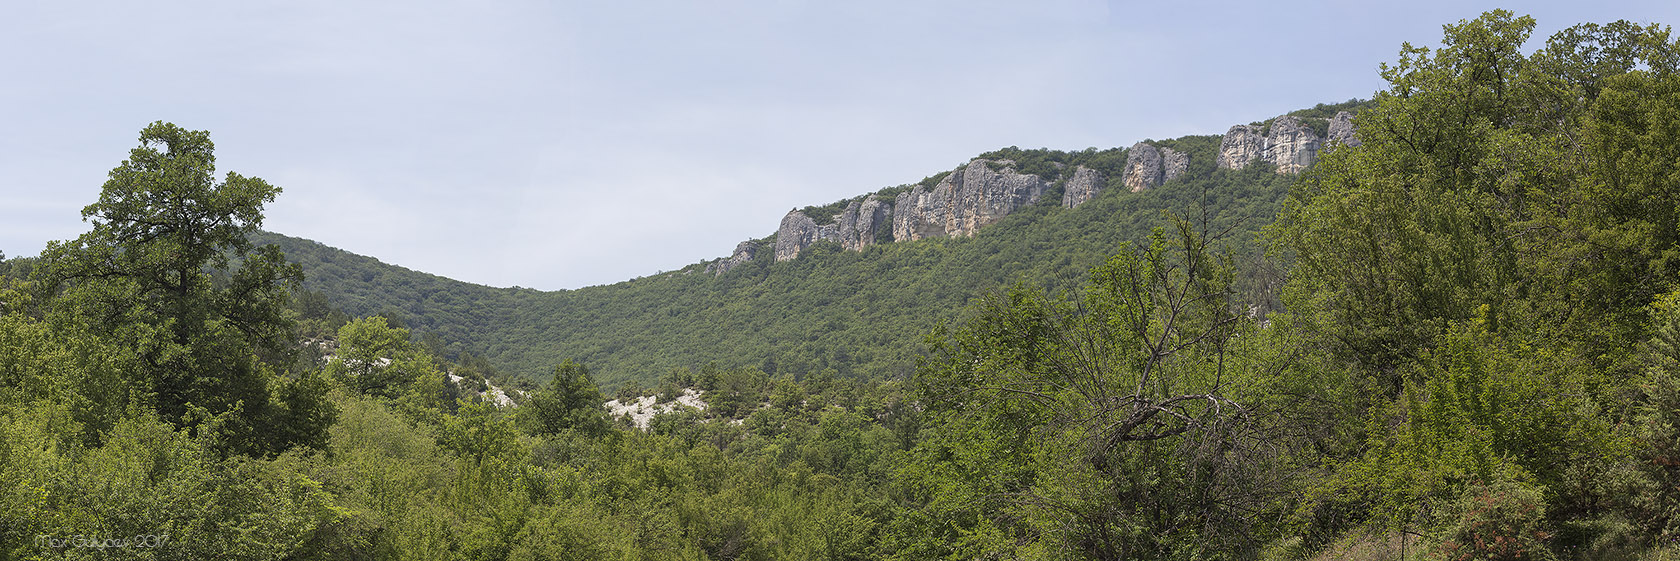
xmin=892 ymin=159 xmax=1047 ymax=241
xmin=605 ymin=388 xmax=708 ymax=429
xmin=1062 ymin=165 xmax=1105 ymax=208
xmin=446 ymin=373 xmax=518 ymax=407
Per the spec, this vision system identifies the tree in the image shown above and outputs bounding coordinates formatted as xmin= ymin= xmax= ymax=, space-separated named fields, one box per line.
xmin=1635 ymin=290 xmax=1680 ymax=539
xmin=34 ymin=121 xmax=322 ymax=456
xmin=1268 ymin=10 xmax=1680 ymax=547
xmin=1272 ymin=11 xmax=1680 ymax=378
xmin=908 ymin=218 xmax=1280 ymax=559
xmin=518 ymin=360 xmax=610 ymax=437
xmin=329 ymin=316 xmax=418 ymax=398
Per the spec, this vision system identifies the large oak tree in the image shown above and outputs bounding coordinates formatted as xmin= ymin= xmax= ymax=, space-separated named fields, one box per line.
xmin=36 ymin=122 xmax=328 ymax=456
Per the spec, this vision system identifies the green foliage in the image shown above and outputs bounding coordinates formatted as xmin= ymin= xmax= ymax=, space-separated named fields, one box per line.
xmin=10 ymin=13 xmax=1680 ymax=561
xmin=516 ymin=360 xmax=609 ymax=438
xmin=1 ymin=255 xmax=37 ymax=284
xmin=1270 ymin=11 xmax=1680 ymax=558
xmin=329 ymin=316 xmax=425 ymax=399
xmin=257 ymin=137 xmax=1289 ymax=389
xmin=1350 ymin=310 xmax=1613 ymax=533
xmin=0 ymin=403 xmax=345 ymax=560
xmin=973 ymin=145 xmax=1071 ymax=179
xmin=28 ymin=122 xmax=320 ymax=458
xmin=1637 ymin=291 xmax=1680 ymax=540
xmin=902 ymin=218 xmax=1286 ymax=559
xmin=801 ymin=196 xmax=864 ymax=226
xmin=1287 ymin=98 xmax=1374 ymax=120
xmin=1272 ymin=11 xmax=1680 ymax=379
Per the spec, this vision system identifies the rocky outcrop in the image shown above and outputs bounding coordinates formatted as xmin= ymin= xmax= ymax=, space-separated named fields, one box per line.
xmin=950 ymin=159 xmax=1048 ymax=237
xmin=1122 ymin=143 xmax=1164 ymax=192
xmin=1062 ymin=166 xmax=1105 ymax=208
xmin=838 ymin=195 xmax=891 ymax=251
xmin=1162 ymin=147 xmax=1188 ymax=183
xmin=893 ymin=159 xmax=1048 ymax=241
xmin=1217 ymin=125 xmax=1268 ymax=170
xmin=893 ymin=184 xmax=947 ymax=242
xmin=1265 ymin=115 xmax=1320 ymax=174
xmin=730 ymin=107 xmax=1352 ymax=268
xmin=771 ymin=194 xmax=897 ymax=261
xmin=1121 ymin=143 xmax=1190 ymax=193
xmin=1218 ymin=115 xmax=1332 ymax=174
xmin=773 ymin=210 xmax=822 ymax=262
xmin=1326 ymin=110 xmax=1361 ymax=148
xmin=706 ymin=240 xmax=758 ymax=275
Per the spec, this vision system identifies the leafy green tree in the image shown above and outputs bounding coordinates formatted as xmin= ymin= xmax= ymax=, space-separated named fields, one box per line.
xmin=1349 ymin=309 xmax=1612 ymax=538
xmin=34 ymin=122 xmax=319 ymax=456
xmin=907 ymin=218 xmax=1281 ymax=559
xmin=1274 ymin=12 xmax=1680 ymax=375
xmin=1269 ymin=10 xmax=1680 ymax=550
xmin=330 ymin=316 xmax=418 ymax=398
xmin=518 ymin=360 xmax=610 ymax=437
xmin=1636 ymin=290 xmax=1680 ymax=540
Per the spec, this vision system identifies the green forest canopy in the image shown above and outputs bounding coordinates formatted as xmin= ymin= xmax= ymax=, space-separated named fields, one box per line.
xmin=255 ymin=129 xmax=1292 ymax=389
xmin=2 ymin=11 xmax=1679 ymax=560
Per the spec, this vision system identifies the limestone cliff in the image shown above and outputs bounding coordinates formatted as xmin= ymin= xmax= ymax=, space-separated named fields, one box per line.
xmin=1062 ymin=166 xmax=1105 ymax=208
xmin=1265 ymin=115 xmax=1320 ymax=174
xmin=893 ymin=182 xmax=953 ymax=242
xmin=1122 ymin=143 xmax=1163 ymax=192
xmin=705 ymin=240 xmax=758 ymax=275
xmin=838 ymin=195 xmax=891 ymax=251
xmin=1216 ymin=125 xmax=1267 ymax=170
xmin=773 ymin=210 xmax=823 ymax=262
xmin=893 ymin=159 xmax=1047 ymax=242
xmin=1121 ymin=143 xmax=1189 ymax=193
xmin=1218 ymin=114 xmax=1339 ymax=174
xmin=1162 ymin=147 xmax=1188 ymax=183
xmin=711 ymin=104 xmax=1357 ymax=271
xmin=1327 ymin=110 xmax=1361 ymax=148
xmin=771 ymin=193 xmax=897 ymax=261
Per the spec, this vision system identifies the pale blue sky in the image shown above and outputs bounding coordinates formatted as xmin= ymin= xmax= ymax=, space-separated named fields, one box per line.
xmin=5 ymin=1 xmax=1676 ymax=289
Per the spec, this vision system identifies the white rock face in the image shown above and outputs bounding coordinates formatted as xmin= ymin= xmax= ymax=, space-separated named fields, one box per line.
xmin=706 ymin=240 xmax=758 ymax=275
xmin=893 ymin=182 xmax=949 ymax=242
xmin=892 ymin=159 xmax=1047 ymax=241
xmin=605 ymin=388 xmax=708 ymax=429
xmin=1062 ymin=166 xmax=1105 ymax=208
xmin=1123 ymin=142 xmax=1164 ymax=192
xmin=734 ymin=109 xmax=1346 ymax=267
xmin=838 ymin=194 xmax=891 ymax=251
xmin=1327 ymin=110 xmax=1361 ymax=149
xmin=773 ymin=210 xmax=823 ymax=262
xmin=1218 ymin=115 xmax=1326 ymax=174
xmin=1217 ymin=125 xmax=1268 ymax=170
xmin=1265 ymin=115 xmax=1321 ymax=174
xmin=770 ymin=194 xmax=895 ymax=262
xmin=1121 ymin=143 xmax=1190 ymax=193
xmin=1161 ymin=147 xmax=1188 ymax=183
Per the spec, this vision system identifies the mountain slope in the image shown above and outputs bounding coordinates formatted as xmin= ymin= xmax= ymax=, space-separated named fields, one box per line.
xmin=257 ymin=130 xmax=1298 ymax=388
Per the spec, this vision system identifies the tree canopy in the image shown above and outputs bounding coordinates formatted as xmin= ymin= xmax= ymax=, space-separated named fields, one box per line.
xmin=5 ymin=12 xmax=1680 ymax=559
xmin=33 ymin=121 xmax=322 ymax=456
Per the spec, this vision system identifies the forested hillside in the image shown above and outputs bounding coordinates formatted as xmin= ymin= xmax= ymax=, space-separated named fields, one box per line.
xmin=256 ymin=132 xmax=1301 ymax=388
xmin=5 ymin=11 xmax=1680 ymax=561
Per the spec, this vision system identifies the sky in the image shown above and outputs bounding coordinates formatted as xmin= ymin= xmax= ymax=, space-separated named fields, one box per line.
xmin=5 ymin=1 xmax=1678 ymax=290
